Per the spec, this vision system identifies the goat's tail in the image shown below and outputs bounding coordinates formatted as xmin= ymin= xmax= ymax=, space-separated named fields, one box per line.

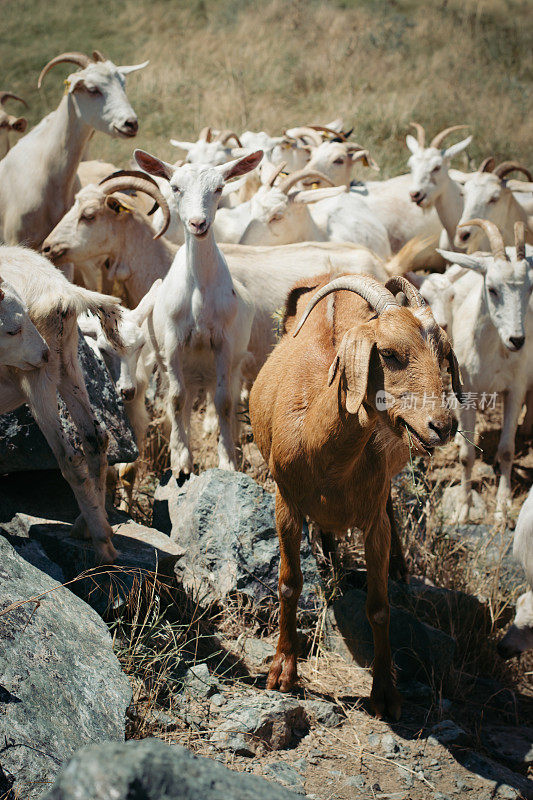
xmin=385 ymin=235 xmax=441 ymax=276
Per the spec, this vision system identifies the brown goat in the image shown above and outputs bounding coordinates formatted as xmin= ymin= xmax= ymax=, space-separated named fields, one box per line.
xmin=249 ymin=272 xmax=462 ymax=719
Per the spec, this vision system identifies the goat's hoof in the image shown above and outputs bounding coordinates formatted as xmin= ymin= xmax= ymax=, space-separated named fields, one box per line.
xmin=266 ymin=653 xmax=297 ymax=692
xmin=389 ymin=555 xmax=409 ymax=583
xmin=95 ymin=538 xmax=118 ymax=565
xmin=371 ymin=681 xmax=402 ymax=721
xmin=70 ymin=516 xmax=91 ymax=541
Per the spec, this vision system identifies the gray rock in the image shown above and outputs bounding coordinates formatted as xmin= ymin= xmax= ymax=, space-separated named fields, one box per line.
xmin=345 ymin=775 xmax=366 ymax=789
xmin=441 ymin=485 xmax=486 ymax=523
xmin=428 ymin=720 xmax=471 ymax=747
xmin=210 ymin=691 xmax=309 ymax=755
xmin=301 ymin=699 xmax=343 ymax=728
xmin=457 ymin=751 xmax=533 ymax=799
xmin=380 ymin=733 xmax=404 ymax=756
xmin=0 ymin=537 xmax=131 ymax=800
xmin=182 ymin=663 xmax=220 ymax=699
xmin=242 ymin=637 xmax=276 ymax=667
xmin=157 ymin=469 xmax=322 ymax=611
xmin=2 ymin=513 xmax=181 ymax=616
xmin=264 ymin=763 xmax=306 ymax=794
xmin=481 ymin=724 xmax=533 ymax=767
xmin=0 ymin=334 xmax=137 ymax=473
xmin=324 ymin=587 xmax=455 ymax=681
xmin=41 ymin=738 xmax=303 ymax=800
xmin=440 ymin=523 xmax=522 ymax=593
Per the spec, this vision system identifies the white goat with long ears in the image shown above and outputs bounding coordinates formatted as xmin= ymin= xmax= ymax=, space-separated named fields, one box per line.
xmin=0 ymin=49 xmax=147 ymax=247
xmin=133 ymin=147 xmax=262 ymax=476
xmin=406 ymin=123 xmax=472 ymax=250
xmin=0 ymin=245 xmax=126 ymax=561
xmin=170 ymin=127 xmax=243 ymax=166
xmin=439 ymin=220 xmax=533 ymax=523
xmin=0 ymin=91 xmax=27 ymax=160
xmin=455 ymin=160 xmax=533 ymax=251
xmin=497 ymin=486 xmax=533 ymax=658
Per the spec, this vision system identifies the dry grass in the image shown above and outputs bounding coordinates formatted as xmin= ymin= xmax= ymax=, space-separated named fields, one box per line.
xmin=2 ymin=0 xmax=531 ymax=176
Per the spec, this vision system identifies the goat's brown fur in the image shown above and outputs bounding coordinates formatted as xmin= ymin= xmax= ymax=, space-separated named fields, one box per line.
xmin=249 ymin=271 xmax=458 ymax=719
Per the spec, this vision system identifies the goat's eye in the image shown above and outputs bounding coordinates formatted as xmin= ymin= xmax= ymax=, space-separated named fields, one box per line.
xmin=86 ymin=86 xmax=101 ymax=95
xmin=270 ymin=214 xmax=283 ymax=223
xmin=333 ymin=158 xmax=344 ymax=165
xmin=431 ymin=165 xmax=440 ymax=173
xmin=215 ymin=187 xmax=223 ymax=194
xmin=172 ymin=186 xmax=181 ymax=194
xmin=379 ymin=348 xmax=403 ymax=366
xmin=488 ymin=287 xmax=498 ymax=298
xmin=7 ymin=328 xmax=21 ymax=336
xmin=81 ymin=211 xmax=95 ymax=221
xmin=489 ymin=195 xmax=498 ymax=204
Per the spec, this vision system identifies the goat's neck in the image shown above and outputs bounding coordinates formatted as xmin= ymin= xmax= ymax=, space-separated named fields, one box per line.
xmin=184 ymin=227 xmax=225 ymax=287
xmin=48 ymin=96 xmax=94 ymax=205
xmin=501 ymin=191 xmax=528 ymax=243
xmin=434 ymin=174 xmax=463 ymax=240
xmin=300 ymin=205 xmax=327 ymax=241
xmin=120 ymin=214 xmax=178 ymax=304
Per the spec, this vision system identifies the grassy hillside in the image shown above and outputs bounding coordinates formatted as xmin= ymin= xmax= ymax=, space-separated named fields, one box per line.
xmin=1 ymin=0 xmax=531 ymax=176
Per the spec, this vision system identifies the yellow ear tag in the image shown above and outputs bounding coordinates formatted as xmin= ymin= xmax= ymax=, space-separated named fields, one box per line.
xmin=64 ymin=79 xmax=71 ymax=95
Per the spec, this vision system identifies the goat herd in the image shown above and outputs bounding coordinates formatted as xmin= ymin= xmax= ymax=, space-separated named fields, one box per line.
xmin=1 ymin=50 xmax=532 ymax=720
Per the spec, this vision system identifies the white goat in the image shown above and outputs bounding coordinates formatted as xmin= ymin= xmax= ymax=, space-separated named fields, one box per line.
xmin=0 ymin=246 xmax=125 ymax=561
xmin=133 ymin=148 xmax=262 ymax=475
xmin=498 ymin=487 xmax=533 ymax=658
xmin=170 ymin=127 xmax=243 ymax=166
xmin=439 ymin=220 xmax=533 ymax=522
xmin=455 ymin=160 xmax=533 ymax=251
xmin=0 ymin=49 xmax=147 ymax=247
xmin=407 ymin=265 xmax=466 ymax=336
xmin=0 ymin=91 xmax=27 ymax=160
xmin=406 ymin=123 xmax=472 ymax=250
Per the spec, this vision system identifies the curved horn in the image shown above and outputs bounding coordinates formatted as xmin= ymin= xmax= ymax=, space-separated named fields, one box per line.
xmin=199 ymin=126 xmax=213 ymax=142
xmin=430 ymin=124 xmax=469 ymax=149
xmin=493 ymin=161 xmax=533 ymax=182
xmin=293 ymin=276 xmax=399 ymax=338
xmin=479 ymin=157 xmax=495 ymax=173
xmin=38 ymin=52 xmax=92 ymax=89
xmin=266 ymin=161 xmax=287 ymax=187
xmin=0 ymin=92 xmax=27 ymax=108
xmin=385 ymin=276 xmax=426 ymax=308
xmin=92 ymin=50 xmax=106 ymax=62
xmin=99 ymin=169 xmax=162 ymax=190
xmin=308 ymin=124 xmax=349 ymax=141
xmin=460 ymin=218 xmax=506 ymax=260
xmin=100 ymin=175 xmax=170 ymax=239
xmin=515 ymin=221 xmax=526 ymax=261
xmin=284 ymin=127 xmax=323 ymax=147
xmin=216 ymin=129 xmax=243 ymax=147
xmin=278 ymin=168 xmax=334 ymax=194
xmin=410 ymin=122 xmax=426 ymax=148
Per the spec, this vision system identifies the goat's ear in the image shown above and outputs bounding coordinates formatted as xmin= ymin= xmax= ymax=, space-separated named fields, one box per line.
xmin=436 ymin=249 xmax=487 ymax=274
xmin=219 ymin=150 xmax=263 ymax=181
xmin=443 ymin=136 xmax=472 ymax=160
xmin=169 ymin=139 xmax=194 ymax=151
xmin=292 ymin=185 xmax=347 ymax=204
xmin=10 ymin=117 xmax=27 ymax=133
xmin=331 ymin=329 xmax=373 ymax=415
xmin=282 ymin=277 xmax=325 ymax=334
xmin=406 ymin=135 xmax=420 ymax=155
xmin=134 ymin=149 xmax=174 ymax=181
xmin=105 ymin=195 xmax=135 ymax=215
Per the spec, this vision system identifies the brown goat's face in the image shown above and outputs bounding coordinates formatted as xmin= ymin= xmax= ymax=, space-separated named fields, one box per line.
xmin=365 ymin=309 xmax=457 ymax=454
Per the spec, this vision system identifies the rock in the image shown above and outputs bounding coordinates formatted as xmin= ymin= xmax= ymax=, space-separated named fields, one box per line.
xmin=41 ymin=738 xmax=303 ymax=800
xmin=0 ymin=334 xmax=137 ymax=473
xmin=380 ymin=733 xmax=404 ymax=756
xmin=345 ymin=775 xmax=366 ymax=789
xmin=481 ymin=724 xmax=533 ymax=768
xmin=456 ymin=751 xmax=533 ymax=800
xmin=324 ymin=587 xmax=455 ymax=681
xmin=242 ymin=637 xmax=276 ymax=668
xmin=441 ymin=485 xmax=486 ymax=523
xmin=0 ymin=537 xmax=131 ymax=800
xmin=156 ymin=469 xmax=322 ymax=611
xmin=182 ymin=663 xmax=220 ymax=699
xmin=264 ymin=763 xmax=306 ymax=794
xmin=428 ymin=720 xmax=471 ymax=747
xmin=398 ymin=680 xmax=434 ymax=705
xmin=301 ymin=699 xmax=343 ymax=728
xmin=440 ymin=523 xmax=522 ymax=594
xmin=1 ymin=513 xmax=181 ymax=616
xmin=210 ymin=691 xmax=309 ymax=755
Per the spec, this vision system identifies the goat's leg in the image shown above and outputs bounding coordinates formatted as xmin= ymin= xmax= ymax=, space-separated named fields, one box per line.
xmin=268 ymin=488 xmax=304 ymax=693
xmin=387 ymin=491 xmax=408 ymax=582
xmin=203 ymin=389 xmax=219 ymax=436
xmin=495 ymin=388 xmax=524 ymax=522
xmin=213 ymin=343 xmax=239 ymax=471
xmin=455 ymin=405 xmax=477 ymax=523
xmin=365 ymin=517 xmax=402 ymax=720
xmin=519 ymin=389 xmax=533 ymax=438
xmin=25 ymin=376 xmax=115 ymax=562
xmin=166 ymin=348 xmax=193 ymax=477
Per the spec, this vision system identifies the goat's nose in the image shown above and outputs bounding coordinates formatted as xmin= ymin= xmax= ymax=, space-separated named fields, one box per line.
xmin=509 ymin=335 xmax=525 ymax=351
xmin=428 ymin=417 xmax=453 ymax=443
xmin=121 ymin=387 xmax=135 ymax=402
xmin=458 ymin=229 xmax=471 ymax=242
xmin=188 ymin=217 xmax=208 ymax=235
xmin=42 ymin=242 xmax=66 ymax=261
xmin=122 ymin=117 xmax=138 ymax=135
xmin=409 ymin=190 xmax=421 ymax=202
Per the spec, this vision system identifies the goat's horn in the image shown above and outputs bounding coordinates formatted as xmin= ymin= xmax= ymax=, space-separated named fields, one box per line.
xmin=216 ymin=129 xmax=243 ymax=147
xmin=460 ymin=218 xmax=507 ymax=260
xmin=38 ymin=52 xmax=92 ymax=88
xmin=99 ymin=169 xmax=162 ymax=190
xmin=430 ymin=125 xmax=469 ymax=149
xmin=293 ymin=276 xmax=399 ymax=338
xmin=284 ymin=127 xmax=323 ymax=147
xmin=100 ymin=176 xmax=170 ymax=239
xmin=278 ymin=169 xmax=335 ymax=194
xmin=92 ymin=50 xmax=106 ymax=62
xmin=447 ymin=348 xmax=464 ymax=405
xmin=515 ymin=221 xmax=526 ymax=261
xmin=493 ymin=161 xmax=533 ymax=182
xmin=267 ymin=161 xmax=287 ymax=187
xmin=410 ymin=122 xmax=426 ymax=148
xmin=479 ymin=157 xmax=495 ymax=173
xmin=385 ymin=276 xmax=426 ymax=308
xmin=0 ymin=91 xmax=27 ymax=108
xmin=199 ymin=126 xmax=213 ymax=142
xmin=308 ymin=124 xmax=349 ymax=140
